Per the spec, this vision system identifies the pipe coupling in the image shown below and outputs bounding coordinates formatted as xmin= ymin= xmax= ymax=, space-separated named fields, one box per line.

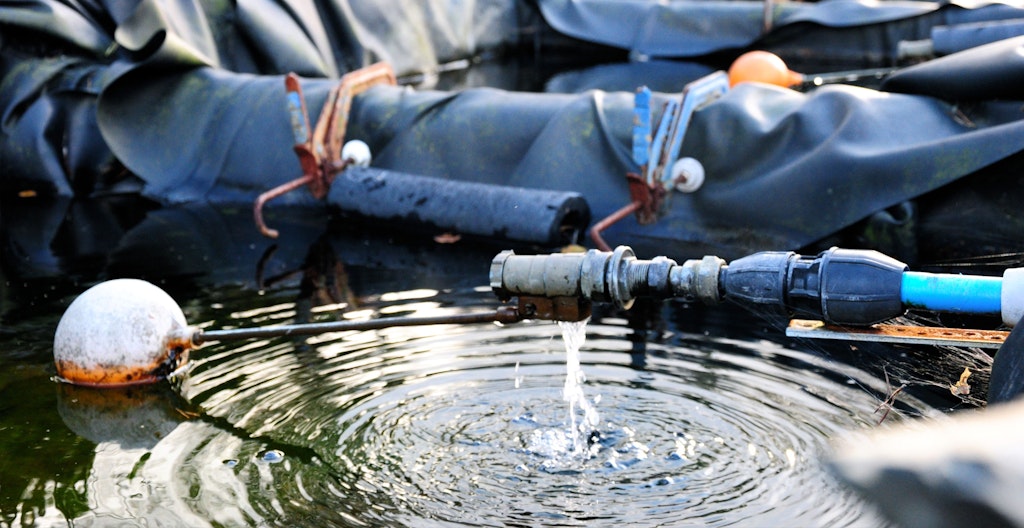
xmin=490 ymin=246 xmax=726 ymax=312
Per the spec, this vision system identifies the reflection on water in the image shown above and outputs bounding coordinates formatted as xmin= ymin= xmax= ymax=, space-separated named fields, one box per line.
xmin=170 ymin=285 xmax=905 ymax=527
xmin=0 ymin=202 xmax=986 ymax=527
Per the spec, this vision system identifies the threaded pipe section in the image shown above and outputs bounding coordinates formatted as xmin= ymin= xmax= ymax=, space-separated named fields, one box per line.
xmin=627 ymin=262 xmax=652 ymax=295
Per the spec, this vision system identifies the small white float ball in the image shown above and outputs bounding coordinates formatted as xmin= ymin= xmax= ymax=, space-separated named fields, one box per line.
xmin=342 ymin=139 xmax=372 ymax=167
xmin=54 ymin=279 xmax=191 ymax=386
xmin=671 ymin=157 xmax=706 ymax=193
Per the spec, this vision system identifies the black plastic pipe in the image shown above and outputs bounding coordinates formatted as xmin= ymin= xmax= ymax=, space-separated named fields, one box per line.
xmin=328 ymin=167 xmax=591 ymax=246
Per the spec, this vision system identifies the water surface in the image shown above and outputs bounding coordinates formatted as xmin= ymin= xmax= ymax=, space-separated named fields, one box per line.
xmin=1 ymin=202 xmax=987 ymax=527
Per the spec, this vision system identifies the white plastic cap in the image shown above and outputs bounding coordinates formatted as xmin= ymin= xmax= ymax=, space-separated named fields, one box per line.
xmin=342 ymin=140 xmax=372 ymax=167
xmin=1002 ymin=268 xmax=1024 ymax=327
xmin=672 ymin=157 xmax=705 ymax=193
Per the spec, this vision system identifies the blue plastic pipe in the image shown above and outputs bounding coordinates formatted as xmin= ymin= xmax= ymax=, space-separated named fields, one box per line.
xmin=901 ymin=271 xmax=1002 ymax=315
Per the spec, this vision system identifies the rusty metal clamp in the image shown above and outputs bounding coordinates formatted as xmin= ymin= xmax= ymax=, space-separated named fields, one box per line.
xmin=589 ymin=173 xmax=665 ymax=252
xmin=590 ymin=72 xmax=728 ymax=251
xmin=254 ymin=62 xmax=397 ymax=238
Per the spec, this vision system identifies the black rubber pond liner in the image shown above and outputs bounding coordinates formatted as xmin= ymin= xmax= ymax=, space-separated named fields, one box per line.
xmin=326 ymin=167 xmax=591 ymax=246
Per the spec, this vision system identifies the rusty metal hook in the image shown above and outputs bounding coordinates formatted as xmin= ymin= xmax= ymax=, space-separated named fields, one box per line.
xmin=589 ymin=173 xmax=663 ymax=251
xmin=254 ymin=63 xmax=397 ymax=238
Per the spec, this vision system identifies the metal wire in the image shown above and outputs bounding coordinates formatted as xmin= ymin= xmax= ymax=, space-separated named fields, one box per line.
xmin=193 ymin=307 xmax=521 ymax=345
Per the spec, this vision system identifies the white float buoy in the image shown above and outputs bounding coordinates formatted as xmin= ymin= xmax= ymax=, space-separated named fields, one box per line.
xmin=671 ymin=157 xmax=705 ymax=193
xmin=54 ymin=279 xmax=193 ymax=387
xmin=341 ymin=139 xmax=372 ymax=167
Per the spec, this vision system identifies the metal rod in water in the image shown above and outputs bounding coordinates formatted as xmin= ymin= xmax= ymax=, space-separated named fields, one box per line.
xmin=192 ymin=307 xmax=521 ymax=345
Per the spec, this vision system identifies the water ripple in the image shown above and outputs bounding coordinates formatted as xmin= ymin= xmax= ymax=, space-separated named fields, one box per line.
xmin=178 ymin=288 xmax=919 ymax=526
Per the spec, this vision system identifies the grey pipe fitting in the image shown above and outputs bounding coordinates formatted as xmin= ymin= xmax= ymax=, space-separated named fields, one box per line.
xmin=490 ymin=246 xmax=726 ymax=310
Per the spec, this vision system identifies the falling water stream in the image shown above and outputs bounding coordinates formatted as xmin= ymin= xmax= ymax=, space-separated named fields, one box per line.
xmin=559 ymin=319 xmax=599 ymax=458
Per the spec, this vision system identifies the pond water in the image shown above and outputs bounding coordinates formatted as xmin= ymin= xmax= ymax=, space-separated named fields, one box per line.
xmin=1 ymin=202 xmax=989 ymax=527
xmin=2 ymin=52 xmax=1002 ymax=526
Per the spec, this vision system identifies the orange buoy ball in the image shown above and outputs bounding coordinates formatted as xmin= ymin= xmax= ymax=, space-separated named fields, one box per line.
xmin=728 ymin=51 xmax=804 ymax=88
xmin=54 ymin=279 xmax=193 ymax=387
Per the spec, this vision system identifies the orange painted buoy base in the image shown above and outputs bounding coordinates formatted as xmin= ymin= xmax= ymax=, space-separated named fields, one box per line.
xmin=53 ymin=279 xmax=193 ymax=387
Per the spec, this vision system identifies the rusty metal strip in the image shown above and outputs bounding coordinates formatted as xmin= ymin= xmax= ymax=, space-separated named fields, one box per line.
xmin=785 ymin=319 xmax=1008 ymax=349
xmin=254 ymin=63 xmax=397 ymax=238
xmin=516 ymin=295 xmax=593 ymax=322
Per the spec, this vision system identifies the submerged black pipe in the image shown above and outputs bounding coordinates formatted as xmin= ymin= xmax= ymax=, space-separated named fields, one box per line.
xmin=327 ymin=167 xmax=590 ymax=246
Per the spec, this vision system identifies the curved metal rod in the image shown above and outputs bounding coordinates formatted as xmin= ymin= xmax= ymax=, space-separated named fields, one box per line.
xmin=191 ymin=306 xmax=523 ymax=345
xmin=319 ymin=62 xmax=397 ymax=171
xmin=253 ymin=174 xmax=314 ymax=238
xmin=588 ymin=200 xmax=641 ymax=252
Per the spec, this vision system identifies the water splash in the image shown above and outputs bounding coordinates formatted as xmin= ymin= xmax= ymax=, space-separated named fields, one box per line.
xmin=175 ymin=287 xmax=924 ymax=526
xmin=560 ymin=318 xmax=600 ymax=456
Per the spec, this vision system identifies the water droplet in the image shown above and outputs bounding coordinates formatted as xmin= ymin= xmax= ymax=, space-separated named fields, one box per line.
xmin=223 ymin=459 xmax=238 ymax=468
xmin=786 ymin=448 xmax=797 ymax=468
xmin=261 ymin=449 xmax=285 ymax=463
xmin=655 ymin=477 xmax=674 ymax=486
xmin=512 ymin=412 xmax=536 ymax=425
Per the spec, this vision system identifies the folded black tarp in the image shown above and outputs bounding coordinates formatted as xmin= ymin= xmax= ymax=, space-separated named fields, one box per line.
xmin=85 ymin=60 xmax=1024 ymax=257
xmin=882 ymin=34 xmax=1024 ymax=100
xmin=4 ymin=0 xmax=1024 ymax=260
xmin=536 ymin=0 xmax=1024 ymax=61
xmin=345 ymin=77 xmax=1024 ymax=258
